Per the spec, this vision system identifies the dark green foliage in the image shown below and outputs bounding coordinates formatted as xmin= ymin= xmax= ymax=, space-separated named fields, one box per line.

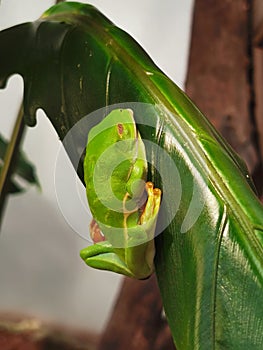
xmin=0 ymin=134 xmax=40 ymax=194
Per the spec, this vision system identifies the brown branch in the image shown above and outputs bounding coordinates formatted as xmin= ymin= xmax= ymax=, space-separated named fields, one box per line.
xmin=185 ymin=0 xmax=259 ymax=176
xmin=253 ymin=0 xmax=263 ymax=46
xmin=98 ymin=275 xmax=175 ymax=350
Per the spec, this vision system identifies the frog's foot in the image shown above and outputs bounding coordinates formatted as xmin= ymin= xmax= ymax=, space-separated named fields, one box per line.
xmin=123 ymin=182 xmax=162 ymax=277
xmin=80 ymin=240 xmax=155 ymax=279
xmin=140 ymin=182 xmax=162 ymax=228
xmin=90 ymin=218 xmax=105 ymax=243
xmin=80 ymin=241 xmax=138 ymax=278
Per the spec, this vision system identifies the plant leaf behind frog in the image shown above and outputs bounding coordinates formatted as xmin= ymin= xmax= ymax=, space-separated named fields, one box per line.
xmin=0 ymin=2 xmax=262 ymax=349
xmin=0 ymin=134 xmax=40 ymax=194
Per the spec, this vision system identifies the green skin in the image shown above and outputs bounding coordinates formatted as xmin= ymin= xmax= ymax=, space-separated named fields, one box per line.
xmin=80 ymin=109 xmax=161 ymax=279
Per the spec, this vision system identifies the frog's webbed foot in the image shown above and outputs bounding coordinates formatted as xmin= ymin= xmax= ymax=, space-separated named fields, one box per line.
xmin=122 ymin=182 xmax=161 ymax=278
xmin=80 ymin=239 xmax=157 ymax=279
xmin=80 ymin=182 xmax=161 ymax=279
xmin=80 ymin=241 xmax=138 ymax=277
xmin=140 ymin=182 xmax=162 ymax=229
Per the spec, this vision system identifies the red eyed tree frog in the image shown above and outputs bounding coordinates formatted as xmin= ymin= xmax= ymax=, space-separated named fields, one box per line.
xmin=80 ymin=109 xmax=161 ymax=279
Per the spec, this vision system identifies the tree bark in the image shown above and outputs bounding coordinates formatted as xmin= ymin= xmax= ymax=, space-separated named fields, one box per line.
xmin=253 ymin=0 xmax=263 ymax=46
xmin=98 ymin=275 xmax=175 ymax=350
xmin=185 ymin=0 xmax=259 ymax=178
xmin=253 ymin=46 xmax=263 ymax=196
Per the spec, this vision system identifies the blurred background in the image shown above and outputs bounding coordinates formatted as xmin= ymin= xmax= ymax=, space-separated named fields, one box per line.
xmin=0 ymin=0 xmax=193 ymax=333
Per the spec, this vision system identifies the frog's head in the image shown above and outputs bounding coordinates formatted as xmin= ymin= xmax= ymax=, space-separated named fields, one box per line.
xmin=86 ymin=109 xmax=147 ymax=211
xmin=88 ymin=108 xmax=138 ymax=147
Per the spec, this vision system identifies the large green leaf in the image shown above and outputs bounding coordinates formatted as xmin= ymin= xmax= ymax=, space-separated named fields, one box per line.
xmin=0 ymin=2 xmax=262 ymax=349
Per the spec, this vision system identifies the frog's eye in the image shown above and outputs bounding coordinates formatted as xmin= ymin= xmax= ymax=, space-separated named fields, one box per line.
xmin=117 ymin=123 xmax=124 ymax=137
xmin=116 ymin=122 xmax=135 ymax=139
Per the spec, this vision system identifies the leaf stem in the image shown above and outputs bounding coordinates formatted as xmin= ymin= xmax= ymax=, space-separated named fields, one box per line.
xmin=0 ymin=105 xmax=25 ymax=227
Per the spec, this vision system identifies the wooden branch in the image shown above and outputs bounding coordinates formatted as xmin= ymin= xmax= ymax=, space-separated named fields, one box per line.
xmin=185 ymin=0 xmax=259 ymax=176
xmin=253 ymin=48 xmax=263 ymax=195
xmin=253 ymin=0 xmax=263 ymax=46
xmin=98 ymin=275 xmax=175 ymax=350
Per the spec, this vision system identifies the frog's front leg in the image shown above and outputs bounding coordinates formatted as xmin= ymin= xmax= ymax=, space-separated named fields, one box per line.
xmin=90 ymin=218 xmax=105 ymax=243
xmin=80 ymin=182 xmax=161 ymax=279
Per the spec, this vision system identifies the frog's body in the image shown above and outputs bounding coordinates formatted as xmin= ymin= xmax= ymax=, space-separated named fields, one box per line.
xmin=80 ymin=109 xmax=161 ymax=279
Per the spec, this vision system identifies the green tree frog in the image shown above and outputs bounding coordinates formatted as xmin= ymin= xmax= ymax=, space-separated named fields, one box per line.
xmin=80 ymin=109 xmax=161 ymax=279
